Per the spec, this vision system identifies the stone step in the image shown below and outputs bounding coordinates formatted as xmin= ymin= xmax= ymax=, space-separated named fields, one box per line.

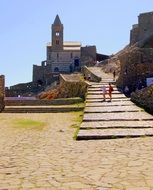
xmin=86 ymin=99 xmax=133 ymax=105
xmin=87 ymin=91 xmax=122 ymax=95
xmin=80 ymin=120 xmax=153 ymax=129
xmin=77 ymin=128 xmax=153 ymax=140
xmin=3 ymin=106 xmax=84 ymax=113
xmin=86 ymin=94 xmax=127 ymax=99
xmin=84 ymin=105 xmax=143 ymax=113
xmin=91 ymin=80 xmax=115 ymax=83
xmin=86 ymin=98 xmax=129 ymax=101
xmin=83 ymin=112 xmax=153 ymax=121
xmin=88 ymin=87 xmax=120 ymax=92
xmin=89 ymin=84 xmax=116 ymax=88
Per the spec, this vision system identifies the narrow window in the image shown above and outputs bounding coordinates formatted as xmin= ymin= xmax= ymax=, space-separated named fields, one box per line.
xmin=56 ymin=40 xmax=59 ymax=45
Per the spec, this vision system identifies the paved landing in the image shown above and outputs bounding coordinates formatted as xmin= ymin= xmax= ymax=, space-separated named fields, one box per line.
xmin=77 ymin=68 xmax=153 ymax=140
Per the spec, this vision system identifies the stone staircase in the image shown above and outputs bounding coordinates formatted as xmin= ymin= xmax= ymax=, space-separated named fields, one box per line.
xmin=77 ymin=68 xmax=153 ymax=140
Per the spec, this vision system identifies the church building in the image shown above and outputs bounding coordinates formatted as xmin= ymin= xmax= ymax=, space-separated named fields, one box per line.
xmin=33 ymin=15 xmax=97 ymax=85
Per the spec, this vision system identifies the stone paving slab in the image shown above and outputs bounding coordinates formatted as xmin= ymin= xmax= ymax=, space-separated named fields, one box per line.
xmin=86 ymin=96 xmax=132 ymax=102
xmin=91 ymin=80 xmax=115 ymax=83
xmin=88 ymin=87 xmax=119 ymax=91
xmin=86 ymin=101 xmax=134 ymax=106
xmin=83 ymin=112 xmax=153 ymax=121
xmin=86 ymin=94 xmax=127 ymax=99
xmin=77 ymin=128 xmax=153 ymax=140
xmin=87 ymin=91 xmax=121 ymax=94
xmin=80 ymin=120 xmax=153 ymax=129
xmin=84 ymin=105 xmax=143 ymax=113
xmin=89 ymin=84 xmax=116 ymax=88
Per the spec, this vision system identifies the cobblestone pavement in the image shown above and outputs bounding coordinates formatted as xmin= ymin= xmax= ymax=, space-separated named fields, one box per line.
xmin=1 ymin=113 xmax=153 ymax=189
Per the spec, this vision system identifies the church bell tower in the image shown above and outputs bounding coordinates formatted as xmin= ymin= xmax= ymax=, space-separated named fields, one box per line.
xmin=52 ymin=15 xmax=63 ymax=51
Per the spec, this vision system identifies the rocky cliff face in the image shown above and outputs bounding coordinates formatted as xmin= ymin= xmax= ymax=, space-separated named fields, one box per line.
xmin=131 ymin=85 xmax=153 ymax=112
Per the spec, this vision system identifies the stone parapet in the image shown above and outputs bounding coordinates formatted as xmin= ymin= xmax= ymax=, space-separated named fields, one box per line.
xmin=81 ymin=66 xmax=101 ymax=82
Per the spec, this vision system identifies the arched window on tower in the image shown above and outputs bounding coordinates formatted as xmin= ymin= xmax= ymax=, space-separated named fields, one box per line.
xmin=56 ymin=32 xmax=60 ymax=36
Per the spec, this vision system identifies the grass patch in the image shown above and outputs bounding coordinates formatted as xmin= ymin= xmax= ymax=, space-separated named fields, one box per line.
xmin=13 ymin=119 xmax=46 ymax=130
xmin=71 ymin=111 xmax=84 ymax=140
xmin=73 ymin=127 xmax=80 ymax=140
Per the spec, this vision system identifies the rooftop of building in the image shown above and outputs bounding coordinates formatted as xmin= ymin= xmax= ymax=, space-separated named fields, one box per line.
xmin=47 ymin=41 xmax=81 ymax=51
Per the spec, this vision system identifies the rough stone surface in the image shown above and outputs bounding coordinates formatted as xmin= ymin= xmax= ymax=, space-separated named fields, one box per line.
xmin=1 ymin=112 xmax=153 ymax=189
xmin=131 ymin=84 xmax=153 ymax=112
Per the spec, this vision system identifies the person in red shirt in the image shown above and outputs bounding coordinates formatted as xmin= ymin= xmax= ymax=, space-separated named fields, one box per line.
xmin=108 ymin=83 xmax=113 ymax=101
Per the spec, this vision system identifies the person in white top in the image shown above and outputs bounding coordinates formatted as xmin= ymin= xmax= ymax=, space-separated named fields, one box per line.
xmin=101 ymin=85 xmax=107 ymax=101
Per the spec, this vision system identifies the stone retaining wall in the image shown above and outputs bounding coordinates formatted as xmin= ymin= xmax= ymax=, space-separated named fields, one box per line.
xmin=81 ymin=66 xmax=101 ymax=82
xmin=59 ymin=74 xmax=88 ymax=99
xmin=5 ymin=98 xmax=83 ymax=106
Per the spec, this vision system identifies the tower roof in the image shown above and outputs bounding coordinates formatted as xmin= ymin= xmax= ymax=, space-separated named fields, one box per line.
xmin=53 ymin=15 xmax=62 ymax=25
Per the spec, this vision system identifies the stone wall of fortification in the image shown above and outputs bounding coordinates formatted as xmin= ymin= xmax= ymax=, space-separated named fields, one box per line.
xmin=0 ymin=75 xmax=5 ymax=112
xmin=130 ymin=12 xmax=153 ymax=45
xmin=138 ymin=12 xmax=153 ymax=41
xmin=130 ymin=24 xmax=139 ymax=45
xmin=81 ymin=46 xmax=97 ymax=66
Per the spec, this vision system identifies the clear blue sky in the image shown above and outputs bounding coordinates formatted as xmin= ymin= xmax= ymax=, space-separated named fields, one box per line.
xmin=1 ymin=0 xmax=153 ymax=87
